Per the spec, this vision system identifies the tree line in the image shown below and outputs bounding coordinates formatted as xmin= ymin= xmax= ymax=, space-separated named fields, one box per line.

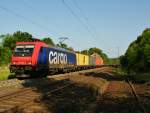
xmin=0 ymin=31 xmax=108 ymax=65
xmin=120 ymin=28 xmax=150 ymax=73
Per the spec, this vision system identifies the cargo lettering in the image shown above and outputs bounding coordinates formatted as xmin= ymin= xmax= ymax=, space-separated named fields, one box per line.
xmin=49 ymin=51 xmax=67 ymax=64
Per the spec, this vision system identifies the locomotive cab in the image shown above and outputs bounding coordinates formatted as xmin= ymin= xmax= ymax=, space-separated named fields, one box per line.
xmin=14 ymin=45 xmax=34 ymax=57
xmin=10 ymin=44 xmax=35 ymax=73
xmin=9 ymin=41 xmax=47 ymax=74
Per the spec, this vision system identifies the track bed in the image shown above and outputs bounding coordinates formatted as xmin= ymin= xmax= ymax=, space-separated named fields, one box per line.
xmin=0 ymin=67 xmax=150 ymax=113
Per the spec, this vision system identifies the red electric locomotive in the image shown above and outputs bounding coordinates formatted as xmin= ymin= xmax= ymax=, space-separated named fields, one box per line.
xmin=9 ymin=40 xmax=76 ymax=76
xmin=9 ymin=41 xmax=48 ymax=75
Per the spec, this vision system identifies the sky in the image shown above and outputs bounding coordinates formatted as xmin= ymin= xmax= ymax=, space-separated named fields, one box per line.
xmin=0 ymin=0 xmax=150 ymax=58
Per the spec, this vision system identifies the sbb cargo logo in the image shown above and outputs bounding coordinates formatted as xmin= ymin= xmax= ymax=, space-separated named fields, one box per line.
xmin=49 ymin=51 xmax=67 ymax=64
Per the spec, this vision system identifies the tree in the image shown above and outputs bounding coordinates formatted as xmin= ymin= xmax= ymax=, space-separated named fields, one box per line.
xmin=2 ymin=34 xmax=16 ymax=50
xmin=120 ymin=28 xmax=150 ymax=73
xmin=81 ymin=50 xmax=89 ymax=55
xmin=0 ymin=46 xmax=12 ymax=65
xmin=13 ymin=31 xmax=32 ymax=42
xmin=88 ymin=47 xmax=103 ymax=55
xmin=0 ymin=35 xmax=6 ymax=46
xmin=2 ymin=31 xmax=33 ymax=49
xmin=42 ymin=37 xmax=55 ymax=46
xmin=1 ymin=31 xmax=33 ymax=65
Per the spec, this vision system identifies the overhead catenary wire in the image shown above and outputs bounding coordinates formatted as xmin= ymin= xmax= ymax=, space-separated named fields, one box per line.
xmin=26 ymin=1 xmax=82 ymax=49
xmin=27 ymin=0 xmax=84 ymax=49
xmin=72 ymin=0 xmax=101 ymax=42
xmin=0 ymin=5 xmax=60 ymax=37
xmin=72 ymin=0 xmax=93 ymax=30
xmin=72 ymin=0 xmax=88 ymax=20
xmin=62 ymin=1 xmax=95 ymax=40
xmin=62 ymin=0 xmax=101 ymax=47
xmin=0 ymin=2 xmax=93 ymax=52
xmin=1 ymin=1 xmax=91 ymax=50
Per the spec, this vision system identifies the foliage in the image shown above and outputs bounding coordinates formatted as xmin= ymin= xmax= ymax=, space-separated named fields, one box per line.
xmin=0 ymin=46 xmax=12 ymax=65
xmin=81 ymin=49 xmax=89 ymax=55
xmin=131 ymin=73 xmax=150 ymax=83
xmin=120 ymin=28 xmax=150 ymax=73
xmin=0 ymin=66 xmax=10 ymax=80
xmin=2 ymin=34 xmax=15 ymax=50
xmin=42 ymin=37 xmax=55 ymax=46
xmin=0 ymin=35 xmax=5 ymax=46
xmin=0 ymin=65 xmax=15 ymax=80
xmin=2 ymin=31 xmax=33 ymax=50
xmin=0 ymin=31 xmax=33 ymax=65
xmin=108 ymin=58 xmax=120 ymax=65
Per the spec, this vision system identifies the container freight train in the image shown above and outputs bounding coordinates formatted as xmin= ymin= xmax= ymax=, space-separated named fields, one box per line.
xmin=9 ymin=41 xmax=103 ymax=76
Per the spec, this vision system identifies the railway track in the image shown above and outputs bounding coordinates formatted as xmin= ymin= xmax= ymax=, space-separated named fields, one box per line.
xmin=0 ymin=81 xmax=72 ymax=112
xmin=95 ymin=76 xmax=148 ymax=113
xmin=126 ymin=78 xmax=147 ymax=113
xmin=0 ymin=88 xmax=39 ymax=112
xmin=0 ymin=68 xmax=104 ymax=113
xmin=0 ymin=66 xmax=148 ymax=113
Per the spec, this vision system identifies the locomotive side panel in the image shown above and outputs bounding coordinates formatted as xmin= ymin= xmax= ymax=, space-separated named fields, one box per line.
xmin=37 ymin=47 xmax=49 ymax=70
xmin=37 ymin=47 xmax=76 ymax=69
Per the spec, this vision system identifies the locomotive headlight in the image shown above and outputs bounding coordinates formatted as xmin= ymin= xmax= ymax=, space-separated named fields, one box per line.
xmin=13 ymin=62 xmax=16 ymax=64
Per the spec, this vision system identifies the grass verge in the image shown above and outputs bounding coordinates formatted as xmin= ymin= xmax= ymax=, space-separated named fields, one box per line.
xmin=116 ymin=68 xmax=150 ymax=83
xmin=0 ymin=66 xmax=15 ymax=80
xmin=130 ymin=73 xmax=150 ymax=83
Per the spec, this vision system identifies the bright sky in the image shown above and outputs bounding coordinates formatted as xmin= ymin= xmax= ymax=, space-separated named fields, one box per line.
xmin=0 ymin=0 xmax=150 ymax=58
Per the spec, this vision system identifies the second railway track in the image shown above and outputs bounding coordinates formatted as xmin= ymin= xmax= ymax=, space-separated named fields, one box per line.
xmin=126 ymin=78 xmax=147 ymax=113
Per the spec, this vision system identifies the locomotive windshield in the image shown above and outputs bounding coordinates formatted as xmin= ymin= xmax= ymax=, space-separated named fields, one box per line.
xmin=14 ymin=45 xmax=34 ymax=57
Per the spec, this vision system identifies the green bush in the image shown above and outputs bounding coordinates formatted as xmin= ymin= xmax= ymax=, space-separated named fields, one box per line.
xmin=120 ymin=28 xmax=150 ymax=73
xmin=0 ymin=47 xmax=12 ymax=65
